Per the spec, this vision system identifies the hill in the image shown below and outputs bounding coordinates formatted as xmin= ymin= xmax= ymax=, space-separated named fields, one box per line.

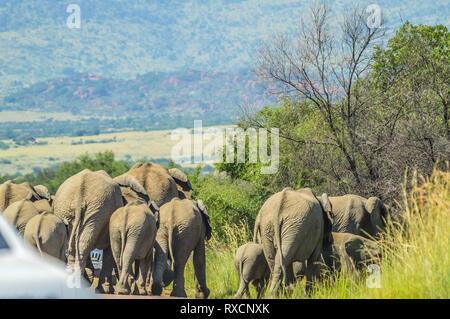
xmin=1 ymin=0 xmax=448 ymax=97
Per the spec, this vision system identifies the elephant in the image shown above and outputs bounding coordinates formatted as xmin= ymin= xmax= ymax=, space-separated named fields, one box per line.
xmin=2 ymin=199 xmax=40 ymax=235
xmin=32 ymin=199 xmax=53 ymax=213
xmin=53 ymin=169 xmax=125 ymax=294
xmin=168 ymin=168 xmax=193 ymax=199
xmin=152 ymin=198 xmax=212 ymax=298
xmin=23 ymin=211 xmax=68 ymax=261
xmin=324 ymin=232 xmax=381 ymax=272
xmin=124 ymin=162 xmax=180 ymax=207
xmin=113 ymin=174 xmax=150 ymax=205
xmin=234 ymin=242 xmax=270 ymax=299
xmin=0 ymin=180 xmax=41 ymax=211
xmin=293 ymin=232 xmax=381 ymax=278
xmin=253 ymin=187 xmax=333 ymax=297
xmin=109 ymin=200 xmax=160 ymax=295
xmin=33 ymin=185 xmax=54 ymax=205
xmin=328 ymin=195 xmax=388 ymax=238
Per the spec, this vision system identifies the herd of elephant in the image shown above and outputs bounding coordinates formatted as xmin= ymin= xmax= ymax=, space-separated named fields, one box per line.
xmin=0 ymin=161 xmax=389 ymax=299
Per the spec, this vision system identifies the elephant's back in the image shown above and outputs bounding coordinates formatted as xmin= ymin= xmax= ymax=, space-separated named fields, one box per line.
xmin=127 ymin=162 xmax=178 ymax=207
xmin=161 ymin=198 xmax=203 ymax=237
xmin=0 ymin=181 xmax=35 ymax=211
xmin=26 ymin=213 xmax=66 ymax=244
xmin=54 ymin=169 xmax=123 ymax=221
xmin=329 ymin=195 xmax=368 ymax=234
xmin=259 ymin=188 xmax=321 ymax=223
xmin=3 ymin=199 xmax=39 ymax=233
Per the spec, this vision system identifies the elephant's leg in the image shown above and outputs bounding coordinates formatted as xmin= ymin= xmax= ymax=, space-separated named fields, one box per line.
xmin=71 ymin=229 xmax=93 ymax=280
xmin=97 ymin=246 xmax=115 ymax=294
xmin=267 ymin=249 xmax=283 ymax=298
xmin=117 ymin=240 xmax=140 ymax=295
xmin=152 ymin=240 xmax=168 ymax=296
xmin=304 ymin=244 xmax=323 ymax=296
xmin=234 ymin=278 xmax=249 ymax=299
xmin=284 ymin=262 xmax=295 ymax=295
xmin=84 ymin=256 xmax=95 ymax=286
xmin=254 ymin=279 xmax=266 ymax=299
xmin=193 ymin=240 xmax=209 ymax=299
xmin=136 ymin=255 xmax=151 ymax=295
xmin=171 ymin=246 xmax=191 ymax=298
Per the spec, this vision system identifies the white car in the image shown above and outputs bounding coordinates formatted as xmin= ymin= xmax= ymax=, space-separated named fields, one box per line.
xmin=0 ymin=213 xmax=95 ymax=299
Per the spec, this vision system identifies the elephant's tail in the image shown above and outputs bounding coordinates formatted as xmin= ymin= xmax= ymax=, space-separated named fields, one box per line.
xmin=119 ymin=205 xmax=129 ymax=270
xmin=34 ymin=213 xmax=46 ymax=256
xmin=275 ymin=189 xmax=288 ymax=286
xmin=253 ymin=214 xmax=261 ymax=243
xmin=66 ymin=179 xmax=86 ymax=269
xmin=167 ymin=209 xmax=175 ymax=271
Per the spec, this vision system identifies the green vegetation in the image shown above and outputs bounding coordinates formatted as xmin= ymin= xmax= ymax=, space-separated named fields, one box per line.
xmin=183 ymin=167 xmax=450 ymax=298
xmin=219 ymin=21 xmax=449 ymax=203
xmin=0 ymin=151 xmax=131 ymax=194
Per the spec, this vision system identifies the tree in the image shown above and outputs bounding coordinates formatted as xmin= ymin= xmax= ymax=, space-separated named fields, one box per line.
xmin=235 ymin=3 xmax=448 ymax=201
xmin=252 ymin=1 xmax=387 ymax=196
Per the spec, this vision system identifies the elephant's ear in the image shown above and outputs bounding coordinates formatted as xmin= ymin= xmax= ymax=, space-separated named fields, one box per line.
xmin=114 ymin=174 xmax=149 ymax=203
xmin=21 ymin=182 xmax=41 ymax=202
xmin=169 ymin=168 xmax=193 ymax=195
xmin=318 ymin=193 xmax=334 ymax=246
xmin=33 ymin=185 xmax=52 ymax=202
xmin=169 ymin=168 xmax=188 ymax=183
xmin=365 ymin=197 xmax=387 ymax=231
xmin=196 ymin=200 xmax=212 ymax=241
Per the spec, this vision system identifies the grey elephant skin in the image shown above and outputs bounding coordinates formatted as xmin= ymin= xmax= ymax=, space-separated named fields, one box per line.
xmin=324 ymin=232 xmax=381 ymax=272
xmin=294 ymin=232 xmax=381 ymax=278
xmin=125 ymin=162 xmax=180 ymax=207
xmin=168 ymin=168 xmax=193 ymax=199
xmin=234 ymin=242 xmax=270 ymax=299
xmin=33 ymin=185 xmax=54 ymax=205
xmin=152 ymin=198 xmax=212 ymax=298
xmin=53 ymin=169 xmax=124 ymax=293
xmin=3 ymin=199 xmax=41 ymax=235
xmin=329 ymin=195 xmax=388 ymax=238
xmin=109 ymin=201 xmax=159 ymax=295
xmin=23 ymin=212 xmax=68 ymax=261
xmin=253 ymin=187 xmax=333 ymax=297
xmin=0 ymin=180 xmax=42 ymax=211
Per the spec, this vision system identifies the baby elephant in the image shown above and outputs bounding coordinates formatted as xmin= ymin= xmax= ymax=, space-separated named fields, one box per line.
xmin=234 ymin=242 xmax=270 ymax=299
xmin=23 ymin=212 xmax=68 ymax=261
xmin=109 ymin=201 xmax=159 ymax=295
xmin=326 ymin=232 xmax=381 ymax=272
xmin=295 ymin=232 xmax=381 ymax=278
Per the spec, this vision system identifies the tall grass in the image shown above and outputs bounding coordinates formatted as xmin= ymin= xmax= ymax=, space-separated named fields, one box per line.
xmin=182 ymin=168 xmax=449 ymax=298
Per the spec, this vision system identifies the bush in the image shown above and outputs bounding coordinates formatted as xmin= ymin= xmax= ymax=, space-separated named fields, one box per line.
xmin=191 ymin=173 xmax=264 ymax=243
